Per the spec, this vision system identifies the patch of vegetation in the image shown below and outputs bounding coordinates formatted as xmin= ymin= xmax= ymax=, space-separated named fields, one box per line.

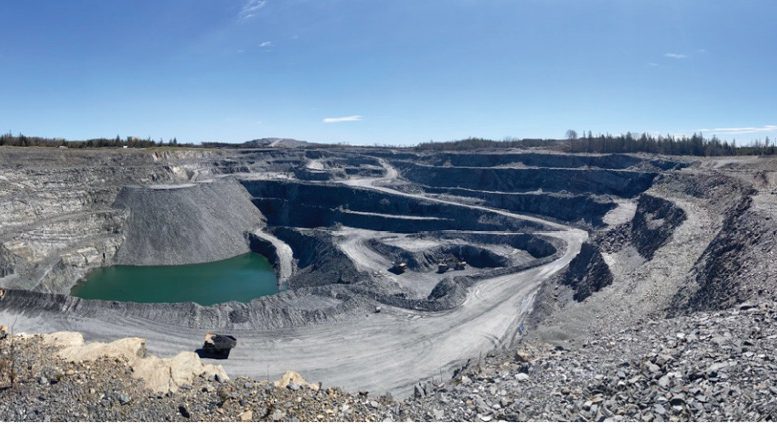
xmin=0 ymin=133 xmax=193 ymax=149
xmin=417 ymin=132 xmax=777 ymax=156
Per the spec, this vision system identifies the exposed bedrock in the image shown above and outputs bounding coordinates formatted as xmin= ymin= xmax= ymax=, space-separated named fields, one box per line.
xmin=396 ymin=162 xmax=657 ymax=197
xmin=559 ymin=242 xmax=614 ymax=301
xmin=421 ymin=186 xmax=616 ymax=227
xmin=113 ymin=178 xmax=265 ymax=266
xmin=668 ymin=184 xmax=777 ymax=314
xmin=0 ymin=211 xmax=126 ymax=293
xmin=0 ymin=147 xmax=232 ymax=294
xmin=347 ymin=276 xmax=472 ymax=312
xmin=242 ymin=180 xmax=548 ymax=233
xmin=367 ymin=232 xmax=559 ymax=272
xmin=368 ymin=150 xmax=685 ymax=170
xmin=267 ymin=227 xmax=369 ymax=290
xmin=417 ymin=152 xmax=681 ymax=170
xmin=0 ymin=285 xmax=371 ymax=330
xmin=597 ymin=193 xmax=687 ymax=260
xmin=368 ymin=239 xmax=509 ymax=271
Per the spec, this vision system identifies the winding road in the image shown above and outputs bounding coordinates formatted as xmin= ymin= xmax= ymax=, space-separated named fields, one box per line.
xmin=1 ymin=158 xmax=587 ymax=396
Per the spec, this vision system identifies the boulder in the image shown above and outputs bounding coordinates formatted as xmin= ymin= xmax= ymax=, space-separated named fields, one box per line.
xmin=42 ymin=331 xmax=85 ymax=348
xmin=200 ymin=333 xmax=237 ymax=359
xmin=57 ymin=337 xmax=146 ymax=362
xmin=274 ymin=370 xmax=319 ymax=391
xmin=132 ymin=352 xmax=229 ymax=393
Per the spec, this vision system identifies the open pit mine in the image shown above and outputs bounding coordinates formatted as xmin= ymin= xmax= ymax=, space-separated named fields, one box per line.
xmin=2 ymin=145 xmax=777 ymax=421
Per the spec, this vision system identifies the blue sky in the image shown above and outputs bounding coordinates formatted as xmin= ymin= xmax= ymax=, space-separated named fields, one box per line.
xmin=1 ymin=0 xmax=775 ymax=145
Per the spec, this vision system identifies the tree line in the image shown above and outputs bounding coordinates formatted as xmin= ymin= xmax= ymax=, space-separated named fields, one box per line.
xmin=0 ymin=133 xmax=189 ymax=148
xmin=564 ymin=131 xmax=765 ymax=156
xmin=415 ymin=137 xmax=567 ymax=152
xmin=417 ymin=132 xmax=777 ymax=156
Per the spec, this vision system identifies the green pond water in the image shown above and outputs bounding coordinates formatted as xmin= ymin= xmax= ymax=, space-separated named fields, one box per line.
xmin=70 ymin=252 xmax=278 ymax=306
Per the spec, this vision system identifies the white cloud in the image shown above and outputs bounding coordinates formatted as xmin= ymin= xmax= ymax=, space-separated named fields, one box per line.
xmin=648 ymin=62 xmax=659 ymax=67
xmin=259 ymin=41 xmax=273 ymax=48
xmin=323 ymin=115 xmax=363 ymax=124
xmin=239 ymin=0 xmax=266 ymax=20
xmin=698 ymin=125 xmax=777 ymax=135
xmin=664 ymin=52 xmax=687 ymax=59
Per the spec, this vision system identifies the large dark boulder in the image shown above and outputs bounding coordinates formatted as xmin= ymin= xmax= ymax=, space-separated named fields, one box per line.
xmin=198 ymin=333 xmax=237 ymax=360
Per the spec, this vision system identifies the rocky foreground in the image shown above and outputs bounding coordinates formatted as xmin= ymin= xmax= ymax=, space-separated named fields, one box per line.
xmin=1 ymin=302 xmax=776 ymax=421
xmin=401 ymin=302 xmax=777 ymax=422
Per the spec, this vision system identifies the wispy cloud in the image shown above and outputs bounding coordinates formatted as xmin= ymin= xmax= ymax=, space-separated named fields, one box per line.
xmin=323 ymin=115 xmax=363 ymax=124
xmin=664 ymin=52 xmax=687 ymax=59
xmin=698 ymin=125 xmax=777 ymax=135
xmin=239 ymin=0 xmax=266 ymax=21
xmin=259 ymin=41 xmax=273 ymax=48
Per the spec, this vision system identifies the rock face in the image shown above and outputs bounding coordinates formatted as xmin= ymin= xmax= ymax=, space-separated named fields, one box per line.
xmin=398 ymin=161 xmax=657 ymax=197
xmin=113 ymin=178 xmax=265 ymax=266
xmin=628 ymin=194 xmax=688 ymax=260
xmin=0 ymin=147 xmax=225 ymax=293
xmin=560 ymin=242 xmax=613 ymax=301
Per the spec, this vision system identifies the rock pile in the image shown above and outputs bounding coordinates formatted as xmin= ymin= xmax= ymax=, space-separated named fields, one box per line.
xmin=2 ymin=304 xmax=777 ymax=421
xmin=399 ymin=303 xmax=777 ymax=422
xmin=0 ymin=332 xmax=393 ymax=421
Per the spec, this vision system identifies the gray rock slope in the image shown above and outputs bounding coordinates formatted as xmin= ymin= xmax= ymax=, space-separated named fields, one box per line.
xmin=114 ymin=178 xmax=265 ymax=266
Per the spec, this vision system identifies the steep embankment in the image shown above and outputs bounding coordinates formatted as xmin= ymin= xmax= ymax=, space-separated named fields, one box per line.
xmin=243 ymin=180 xmax=548 ymax=233
xmin=0 ymin=147 xmax=225 ymax=293
xmin=527 ymin=170 xmax=723 ymax=346
xmin=668 ymin=166 xmax=776 ymax=314
xmin=397 ymin=162 xmax=657 ymax=197
xmin=114 ymin=178 xmax=265 ymax=266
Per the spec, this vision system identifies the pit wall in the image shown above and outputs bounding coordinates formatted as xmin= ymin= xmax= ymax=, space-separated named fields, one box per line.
xmin=355 ymin=236 xmax=565 ymax=313
xmin=367 ymin=150 xmax=684 ymax=170
xmin=396 ymin=162 xmax=657 ymax=197
xmin=559 ymin=242 xmax=614 ymax=301
xmin=248 ymin=225 xmax=563 ymax=312
xmin=418 ymin=152 xmax=671 ymax=170
xmin=420 ymin=186 xmax=616 ymax=228
xmin=267 ymin=227 xmax=369 ymax=290
xmin=366 ymin=240 xmax=510 ymax=271
xmin=0 ymin=147 xmax=232 ymax=294
xmin=242 ymin=180 xmax=548 ymax=233
xmin=365 ymin=231 xmax=559 ymax=273
xmin=0 ymin=285 xmax=371 ymax=330
xmin=598 ymin=194 xmax=687 ymax=260
xmin=0 ymin=210 xmax=126 ymax=293
xmin=666 ymin=170 xmax=776 ymax=315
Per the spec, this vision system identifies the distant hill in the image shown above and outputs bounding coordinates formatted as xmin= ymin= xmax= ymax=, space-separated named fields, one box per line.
xmin=242 ymin=138 xmax=310 ymax=148
xmin=200 ymin=138 xmax=311 ymax=149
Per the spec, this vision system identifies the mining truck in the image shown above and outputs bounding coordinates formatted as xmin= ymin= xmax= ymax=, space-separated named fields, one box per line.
xmin=390 ymin=260 xmax=408 ymax=274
